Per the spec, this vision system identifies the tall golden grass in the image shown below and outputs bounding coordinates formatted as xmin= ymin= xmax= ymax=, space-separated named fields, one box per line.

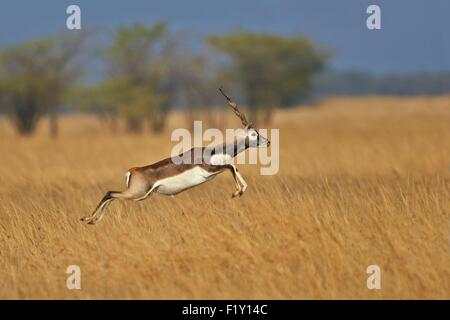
xmin=0 ymin=96 xmax=449 ymax=299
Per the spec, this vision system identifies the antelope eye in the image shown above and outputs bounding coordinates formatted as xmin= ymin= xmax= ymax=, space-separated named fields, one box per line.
xmin=251 ymin=133 xmax=257 ymax=137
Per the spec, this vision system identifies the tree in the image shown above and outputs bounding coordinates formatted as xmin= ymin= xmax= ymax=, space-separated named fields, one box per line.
xmin=208 ymin=32 xmax=328 ymax=123
xmin=73 ymin=80 xmax=124 ymax=133
xmin=0 ymin=33 xmax=85 ymax=136
xmin=165 ymin=52 xmax=228 ymax=130
xmin=104 ymin=23 xmax=168 ymax=133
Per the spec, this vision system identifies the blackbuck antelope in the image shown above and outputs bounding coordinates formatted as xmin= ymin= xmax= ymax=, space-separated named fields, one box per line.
xmin=81 ymin=88 xmax=270 ymax=224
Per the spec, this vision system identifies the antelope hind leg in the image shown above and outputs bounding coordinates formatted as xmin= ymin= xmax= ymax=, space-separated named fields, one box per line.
xmin=86 ymin=198 xmax=113 ymax=225
xmin=80 ymin=191 xmax=116 ymax=223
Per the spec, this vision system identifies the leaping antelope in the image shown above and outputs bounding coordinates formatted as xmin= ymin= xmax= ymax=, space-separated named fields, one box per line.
xmin=80 ymin=88 xmax=270 ymax=224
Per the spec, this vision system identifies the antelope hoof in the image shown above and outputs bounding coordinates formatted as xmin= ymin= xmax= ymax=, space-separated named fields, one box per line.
xmin=87 ymin=220 xmax=98 ymax=225
xmin=232 ymin=190 xmax=244 ymax=198
xmin=80 ymin=216 xmax=91 ymax=222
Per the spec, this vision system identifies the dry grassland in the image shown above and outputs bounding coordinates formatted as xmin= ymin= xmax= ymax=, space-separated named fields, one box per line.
xmin=0 ymin=96 xmax=449 ymax=299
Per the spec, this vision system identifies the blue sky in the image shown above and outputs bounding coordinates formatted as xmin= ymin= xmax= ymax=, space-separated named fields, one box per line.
xmin=0 ymin=0 xmax=448 ymax=74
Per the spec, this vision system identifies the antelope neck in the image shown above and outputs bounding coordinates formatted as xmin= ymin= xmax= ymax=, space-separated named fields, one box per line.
xmin=214 ymin=137 xmax=249 ymax=158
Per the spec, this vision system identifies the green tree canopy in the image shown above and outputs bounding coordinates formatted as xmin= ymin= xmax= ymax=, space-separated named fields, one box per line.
xmin=208 ymin=32 xmax=329 ymax=122
xmin=0 ymin=33 xmax=85 ymax=136
xmin=88 ymin=22 xmax=170 ymax=133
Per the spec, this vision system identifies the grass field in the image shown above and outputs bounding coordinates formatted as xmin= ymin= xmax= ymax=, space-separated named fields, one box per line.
xmin=0 ymin=96 xmax=449 ymax=299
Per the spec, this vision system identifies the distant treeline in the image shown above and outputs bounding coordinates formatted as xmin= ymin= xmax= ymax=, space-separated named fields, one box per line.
xmin=313 ymin=70 xmax=450 ymax=97
xmin=0 ymin=23 xmax=327 ymax=136
xmin=1 ymin=22 xmax=449 ymax=138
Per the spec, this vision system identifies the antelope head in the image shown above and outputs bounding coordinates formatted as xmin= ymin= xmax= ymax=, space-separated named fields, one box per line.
xmin=219 ymin=87 xmax=270 ymax=148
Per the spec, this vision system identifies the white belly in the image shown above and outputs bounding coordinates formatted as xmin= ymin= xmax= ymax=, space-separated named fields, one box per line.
xmin=155 ymin=166 xmax=219 ymax=195
xmin=210 ymin=153 xmax=232 ymax=165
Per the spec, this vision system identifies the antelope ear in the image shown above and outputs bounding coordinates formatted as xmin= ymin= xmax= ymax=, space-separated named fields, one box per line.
xmin=244 ymin=123 xmax=253 ymax=130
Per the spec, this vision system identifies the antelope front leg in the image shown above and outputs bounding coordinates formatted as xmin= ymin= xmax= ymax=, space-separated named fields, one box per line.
xmin=231 ymin=177 xmax=242 ymax=198
xmin=234 ymin=170 xmax=247 ymax=197
xmin=227 ymin=165 xmax=247 ymax=197
xmin=218 ymin=164 xmax=241 ymax=197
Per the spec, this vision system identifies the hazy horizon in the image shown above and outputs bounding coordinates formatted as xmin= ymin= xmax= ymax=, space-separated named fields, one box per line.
xmin=0 ymin=0 xmax=449 ymax=75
